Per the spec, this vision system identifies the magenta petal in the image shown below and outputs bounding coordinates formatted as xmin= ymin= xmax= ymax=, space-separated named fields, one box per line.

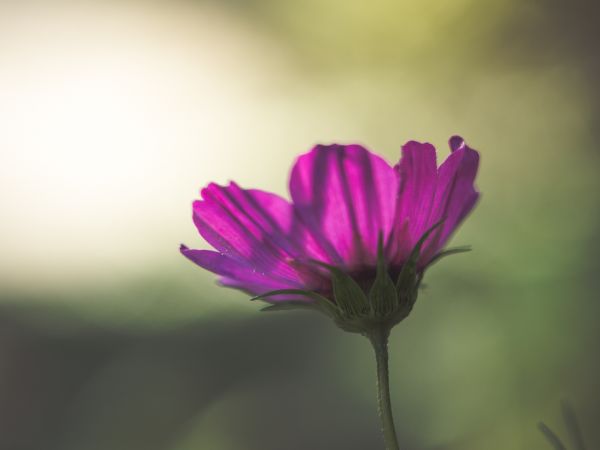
xmin=391 ymin=141 xmax=438 ymax=262
xmin=421 ymin=137 xmax=480 ymax=263
xmin=227 ymin=185 xmax=333 ymax=263
xmin=190 ymin=183 xmax=318 ymax=286
xmin=180 ymin=245 xmax=302 ymax=295
xmin=289 ymin=144 xmax=399 ymax=268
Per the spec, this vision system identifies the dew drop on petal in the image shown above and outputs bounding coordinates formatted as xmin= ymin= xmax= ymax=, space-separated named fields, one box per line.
xmin=449 ymin=135 xmax=466 ymax=152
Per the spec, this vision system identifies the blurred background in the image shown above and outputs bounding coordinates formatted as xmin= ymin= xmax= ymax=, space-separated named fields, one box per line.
xmin=0 ymin=0 xmax=598 ymax=449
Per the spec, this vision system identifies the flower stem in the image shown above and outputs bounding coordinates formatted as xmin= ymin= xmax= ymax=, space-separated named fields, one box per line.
xmin=368 ymin=327 xmax=400 ymax=450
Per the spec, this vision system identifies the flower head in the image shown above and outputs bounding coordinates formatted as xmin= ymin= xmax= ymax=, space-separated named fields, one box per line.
xmin=182 ymin=136 xmax=479 ymax=334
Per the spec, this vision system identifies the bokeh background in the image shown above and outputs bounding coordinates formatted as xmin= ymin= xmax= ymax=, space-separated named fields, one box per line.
xmin=1 ymin=0 xmax=599 ymax=449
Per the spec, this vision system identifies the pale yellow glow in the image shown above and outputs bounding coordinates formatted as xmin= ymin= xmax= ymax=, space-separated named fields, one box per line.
xmin=0 ymin=2 xmax=295 ymax=290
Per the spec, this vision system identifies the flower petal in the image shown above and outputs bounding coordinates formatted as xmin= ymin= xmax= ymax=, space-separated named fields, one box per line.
xmin=390 ymin=141 xmax=438 ymax=264
xmin=188 ymin=183 xmax=324 ymax=292
xmin=421 ymin=136 xmax=480 ymax=263
xmin=193 ymin=184 xmax=297 ymax=279
xmin=289 ymin=144 xmax=399 ymax=268
xmin=180 ymin=245 xmax=302 ymax=295
xmin=226 ymin=184 xmax=332 ymax=263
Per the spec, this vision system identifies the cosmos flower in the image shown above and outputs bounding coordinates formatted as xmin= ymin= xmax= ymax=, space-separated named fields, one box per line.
xmin=181 ymin=136 xmax=479 ymax=333
xmin=181 ymin=136 xmax=480 ymax=450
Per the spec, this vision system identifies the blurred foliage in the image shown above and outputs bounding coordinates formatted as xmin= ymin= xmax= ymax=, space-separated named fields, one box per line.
xmin=1 ymin=0 xmax=599 ymax=449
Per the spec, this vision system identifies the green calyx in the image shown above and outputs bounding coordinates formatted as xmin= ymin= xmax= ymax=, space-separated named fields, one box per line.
xmin=252 ymin=222 xmax=471 ymax=336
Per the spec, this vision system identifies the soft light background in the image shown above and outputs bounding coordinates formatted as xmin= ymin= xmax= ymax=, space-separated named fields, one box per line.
xmin=0 ymin=0 xmax=598 ymax=449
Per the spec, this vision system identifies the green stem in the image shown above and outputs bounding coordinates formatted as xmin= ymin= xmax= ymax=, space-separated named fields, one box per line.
xmin=368 ymin=327 xmax=400 ymax=450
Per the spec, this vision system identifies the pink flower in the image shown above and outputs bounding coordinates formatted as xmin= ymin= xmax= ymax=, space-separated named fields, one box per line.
xmin=181 ymin=136 xmax=479 ymax=330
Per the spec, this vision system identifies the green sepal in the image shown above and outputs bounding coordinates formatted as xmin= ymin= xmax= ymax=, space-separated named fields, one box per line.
xmin=396 ymin=220 xmax=443 ymax=292
xmin=312 ymin=261 xmax=369 ymax=316
xmin=369 ymin=234 xmax=398 ymax=316
xmin=251 ymin=289 xmax=338 ymax=316
xmin=428 ymin=245 xmax=472 ymax=267
xmin=250 ymin=288 xmax=322 ymax=302
xmin=393 ymin=220 xmax=443 ymax=320
xmin=261 ymin=301 xmax=320 ymax=313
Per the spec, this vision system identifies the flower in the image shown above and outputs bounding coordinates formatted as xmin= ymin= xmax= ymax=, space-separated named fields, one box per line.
xmin=181 ymin=136 xmax=479 ymax=333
